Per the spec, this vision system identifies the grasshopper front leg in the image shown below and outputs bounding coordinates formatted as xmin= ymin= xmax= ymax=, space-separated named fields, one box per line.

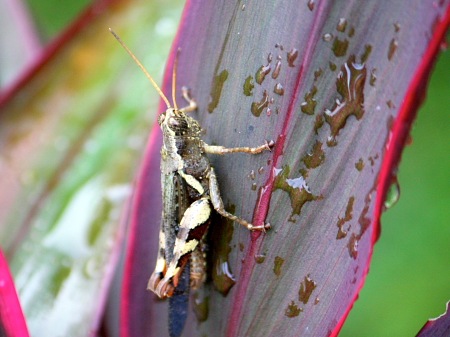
xmin=179 ymin=86 xmax=197 ymax=113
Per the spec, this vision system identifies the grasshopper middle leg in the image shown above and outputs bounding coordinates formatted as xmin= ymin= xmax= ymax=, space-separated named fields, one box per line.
xmin=204 ymin=140 xmax=274 ymax=155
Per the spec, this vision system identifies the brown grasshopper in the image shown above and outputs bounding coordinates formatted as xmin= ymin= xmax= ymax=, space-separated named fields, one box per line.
xmin=110 ymin=28 xmax=273 ymax=322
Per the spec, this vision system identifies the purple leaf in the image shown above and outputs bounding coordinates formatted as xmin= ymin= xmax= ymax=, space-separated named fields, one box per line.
xmin=122 ymin=1 xmax=449 ymax=336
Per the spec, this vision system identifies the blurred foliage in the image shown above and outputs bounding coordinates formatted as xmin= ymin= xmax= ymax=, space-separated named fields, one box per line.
xmin=18 ymin=1 xmax=450 ymax=336
xmin=25 ymin=0 xmax=91 ymax=40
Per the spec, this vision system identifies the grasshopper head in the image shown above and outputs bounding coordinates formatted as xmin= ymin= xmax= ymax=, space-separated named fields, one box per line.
xmin=158 ymin=108 xmax=190 ymax=137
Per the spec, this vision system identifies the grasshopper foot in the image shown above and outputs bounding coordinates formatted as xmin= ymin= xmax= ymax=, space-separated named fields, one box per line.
xmin=148 ymin=273 xmax=174 ymax=298
xmin=266 ymin=140 xmax=275 ymax=151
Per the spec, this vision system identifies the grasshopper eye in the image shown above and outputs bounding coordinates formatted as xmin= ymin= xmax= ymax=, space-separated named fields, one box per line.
xmin=168 ymin=117 xmax=179 ymax=126
xmin=158 ymin=113 xmax=166 ymax=125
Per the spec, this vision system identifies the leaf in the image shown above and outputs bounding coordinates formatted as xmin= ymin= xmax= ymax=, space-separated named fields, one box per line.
xmin=0 ymin=0 xmax=41 ymax=88
xmin=123 ymin=1 xmax=449 ymax=336
xmin=0 ymin=0 xmax=183 ymax=336
xmin=416 ymin=301 xmax=450 ymax=337
xmin=341 ymin=51 xmax=450 ymax=335
xmin=0 ymin=250 xmax=29 ymax=337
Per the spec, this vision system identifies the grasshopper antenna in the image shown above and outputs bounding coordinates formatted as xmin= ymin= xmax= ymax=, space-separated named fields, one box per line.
xmin=109 ymin=28 xmax=172 ymax=109
xmin=172 ymin=48 xmax=181 ymax=110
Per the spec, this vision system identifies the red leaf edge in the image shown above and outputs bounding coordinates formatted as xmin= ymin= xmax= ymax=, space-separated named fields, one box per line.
xmin=0 ymin=250 xmax=29 ymax=337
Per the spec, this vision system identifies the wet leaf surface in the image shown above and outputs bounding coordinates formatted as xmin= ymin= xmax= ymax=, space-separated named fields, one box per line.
xmin=124 ymin=1 xmax=449 ymax=336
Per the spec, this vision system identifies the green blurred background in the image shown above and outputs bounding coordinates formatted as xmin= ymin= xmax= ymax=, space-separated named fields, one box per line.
xmin=19 ymin=1 xmax=450 ymax=336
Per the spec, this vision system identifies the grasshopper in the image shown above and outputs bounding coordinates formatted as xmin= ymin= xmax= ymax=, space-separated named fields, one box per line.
xmin=110 ymin=29 xmax=273 ymax=333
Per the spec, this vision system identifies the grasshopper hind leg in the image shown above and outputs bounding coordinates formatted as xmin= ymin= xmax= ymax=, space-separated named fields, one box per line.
xmin=150 ymin=197 xmax=212 ymax=298
xmin=148 ymin=232 xmax=170 ymax=296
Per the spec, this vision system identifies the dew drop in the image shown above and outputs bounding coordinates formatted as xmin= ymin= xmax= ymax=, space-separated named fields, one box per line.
xmin=272 ymin=60 xmax=281 ymax=79
xmin=254 ymin=254 xmax=266 ymax=263
xmin=369 ymin=69 xmax=377 ymax=86
xmin=210 ymin=210 xmax=236 ymax=295
xmin=332 ymin=37 xmax=349 ymax=57
xmin=300 ymin=85 xmax=317 ymax=115
xmin=336 ymin=18 xmax=347 ymax=32
xmin=273 ymin=166 xmax=318 ymax=218
xmin=329 ymin=62 xmax=337 ymax=71
xmin=307 ymin=0 xmax=315 ymax=11
xmin=347 ymin=233 xmax=358 ymax=259
xmin=255 ymin=65 xmax=271 ymax=85
xmin=287 ymin=48 xmax=299 ymax=67
xmin=324 ymin=55 xmax=367 ymax=141
xmin=251 ymin=183 xmax=257 ymax=191
xmin=243 ymin=75 xmax=255 ymax=96
xmin=388 ymin=38 xmax=398 ymax=60
xmin=251 ymin=90 xmax=269 ymax=117
xmin=258 ymin=166 xmax=265 ymax=174
xmin=273 ymin=256 xmax=285 ymax=276
xmin=326 ymin=135 xmax=337 ymax=147
xmin=249 ymin=170 xmax=256 ymax=180
xmin=274 ymin=83 xmax=284 ymax=96
xmin=285 ymin=301 xmax=302 ymax=317
xmin=336 ymin=196 xmax=354 ymax=240
xmin=299 ymin=274 xmax=317 ymax=304
xmin=323 ymin=33 xmax=333 ymax=42
xmin=273 ymin=167 xmax=283 ymax=176
xmin=355 ymin=158 xmax=364 ymax=171
xmin=314 ymin=68 xmax=323 ymax=80
xmin=384 ymin=178 xmax=400 ymax=210
xmin=213 ymin=259 xmax=236 ymax=295
xmin=302 ymin=141 xmax=325 ymax=169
